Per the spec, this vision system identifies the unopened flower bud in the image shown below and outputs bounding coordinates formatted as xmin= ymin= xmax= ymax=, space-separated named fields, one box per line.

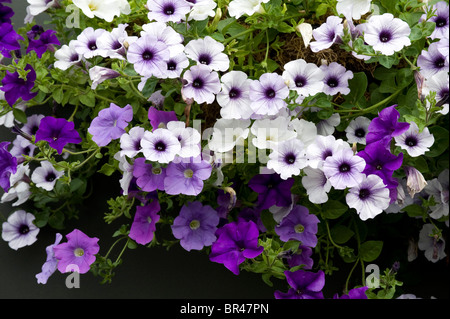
xmin=404 ymin=166 xmax=428 ymax=198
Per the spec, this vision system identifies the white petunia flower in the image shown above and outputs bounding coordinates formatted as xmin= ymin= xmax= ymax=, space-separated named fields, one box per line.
xmin=228 ymin=0 xmax=269 ymax=19
xmin=267 ymin=139 xmax=308 ymax=179
xmin=301 ymin=166 xmax=332 ymax=204
xmin=31 ymin=161 xmax=64 ymax=191
xmin=73 ymin=0 xmax=129 ymax=22
xmin=250 ymin=116 xmax=297 ymax=150
xmin=166 ymin=121 xmax=201 ymax=159
xmin=394 ymin=121 xmax=435 ymax=157
xmin=1 ymin=210 xmax=40 ymax=250
xmin=336 ymin=0 xmax=372 ymax=21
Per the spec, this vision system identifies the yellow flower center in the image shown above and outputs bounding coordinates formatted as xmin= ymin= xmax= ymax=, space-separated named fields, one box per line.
xmin=74 ymin=248 xmax=84 ymax=257
xmin=294 ymin=224 xmax=305 ymax=233
xmin=189 ymin=219 xmax=200 ymax=230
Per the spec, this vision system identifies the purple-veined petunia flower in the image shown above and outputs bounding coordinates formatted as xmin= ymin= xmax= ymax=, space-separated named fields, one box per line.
xmin=1 ymin=209 xmax=39 ymax=250
xmin=305 ymin=134 xmax=350 ymax=169
xmin=301 ymin=166 xmax=332 ymax=204
xmin=160 ymin=53 xmax=189 ymax=79
xmin=126 ymin=34 xmax=170 ymax=78
xmin=356 ymin=140 xmax=403 ymax=189
xmin=249 ymin=72 xmax=289 ymax=116
xmin=164 ymin=156 xmax=212 ymax=196
xmin=346 ymin=174 xmax=391 ymax=221
xmin=0 ymin=141 xmax=17 ymax=193
xmin=171 ymin=201 xmax=220 ymax=251
xmin=424 ymin=169 xmax=449 ymax=220
xmin=394 ymin=121 xmax=435 ymax=157
xmin=417 ymin=41 xmax=449 ymax=79
xmin=96 ymin=23 xmax=134 ymax=60
xmin=418 ymin=223 xmax=447 ymax=263
xmin=275 ymin=205 xmax=320 ymax=247
xmin=140 ymin=21 xmax=185 ymax=57
xmin=140 ymin=128 xmax=181 ymax=163
xmin=216 ymin=70 xmax=253 ymax=120
xmin=248 ymin=173 xmax=294 ymax=209
xmin=87 ymin=103 xmax=133 ymax=147
xmin=274 ymin=269 xmax=325 ymax=299
xmin=1 ymin=64 xmax=38 ymax=106
xmin=88 ymin=66 xmax=120 ymax=90
xmin=0 ymin=3 xmax=13 ymax=24
xmin=0 ymin=163 xmax=31 ymax=207
xmin=71 ymin=27 xmax=107 ymax=59
xmin=147 ymin=0 xmax=191 ymax=23
xmin=181 ymin=64 xmax=221 ymax=104
xmin=362 ymin=13 xmax=411 ymax=56
xmin=147 ymin=107 xmax=178 ymax=130
xmin=310 ymin=16 xmax=344 ymax=53
xmin=10 ymin=135 xmax=36 ymax=163
xmin=251 ymin=116 xmax=297 ymax=150
xmin=365 ymin=105 xmax=410 ymax=147
xmin=166 ymin=121 xmax=201 ymax=159
xmin=53 ymin=229 xmax=100 ymax=274
xmin=119 ymin=126 xmax=145 ymax=158
xmin=132 ymin=157 xmax=166 ymax=192
xmin=420 ymin=1 xmax=449 ymax=40
xmin=54 ymin=40 xmax=82 ymax=71
xmin=21 ymin=114 xmax=44 ymax=137
xmin=184 ymin=36 xmax=230 ymax=72
xmin=209 ymin=219 xmax=264 ymax=275
xmin=283 ymin=245 xmax=314 ymax=270
xmin=422 ymin=71 xmax=449 ymax=115
xmin=26 ymin=29 xmax=60 ymax=58
xmin=267 ymin=138 xmax=308 ymax=180
xmin=334 ymin=286 xmax=369 ymax=299
xmin=30 ymin=160 xmax=64 ymax=191
xmin=0 ymin=22 xmax=23 ymax=58
xmin=345 ymin=116 xmax=372 ymax=145
xmin=336 ymin=0 xmax=371 ymax=21
xmin=319 ymin=62 xmax=353 ymax=96
xmin=322 ymin=147 xmax=366 ymax=190
xmin=35 ymin=116 xmax=82 ymax=154
xmin=282 ymin=58 xmax=324 ymax=97
xmin=129 ymin=200 xmax=161 ymax=245
xmin=36 ymin=233 xmax=63 ymax=284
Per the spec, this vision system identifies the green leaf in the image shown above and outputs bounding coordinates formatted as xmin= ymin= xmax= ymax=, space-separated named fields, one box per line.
xmin=322 ymin=200 xmax=348 ymax=219
xmin=345 ymin=72 xmax=368 ymax=104
xmin=359 ymin=241 xmax=383 ymax=262
xmin=13 ymin=108 xmax=27 ymax=124
xmin=52 ymin=87 xmax=64 ymax=104
xmin=426 ymin=126 xmax=449 ymax=157
xmin=79 ymin=91 xmax=96 ymax=107
xmin=402 ymin=204 xmax=427 ymax=218
xmin=98 ymin=163 xmax=117 ymax=176
xmin=331 ymin=225 xmax=355 ymax=244
xmin=315 ymin=3 xmax=329 ymax=17
xmin=48 ymin=211 xmax=65 ymax=230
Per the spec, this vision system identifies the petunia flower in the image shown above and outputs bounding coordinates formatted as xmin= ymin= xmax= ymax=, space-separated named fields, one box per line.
xmin=334 ymin=286 xmax=369 ymax=299
xmin=420 ymin=1 xmax=449 ymax=40
xmin=288 ymin=118 xmax=318 ymax=147
xmin=132 ymin=157 xmax=166 ymax=192
xmin=417 ymin=41 xmax=449 ymax=79
xmin=0 ymin=64 xmax=38 ymax=106
xmin=424 ymin=169 xmax=449 ymax=220
xmin=1 ymin=210 xmax=39 ymax=250
xmin=345 ymin=116 xmax=371 ymax=145
xmin=275 ymin=205 xmax=320 ymax=246
xmin=336 ymin=0 xmax=372 ymax=20
xmin=160 ymin=53 xmax=190 ymax=79
xmin=129 ymin=200 xmax=161 ymax=245
xmin=301 ymin=166 xmax=332 ymax=204
xmin=30 ymin=160 xmax=64 ymax=191
xmin=166 ymin=121 xmax=201 ymax=159
xmin=310 ymin=16 xmax=344 ymax=53
xmin=394 ymin=122 xmax=435 ymax=157
xmin=250 ymin=116 xmax=297 ymax=150
xmin=227 ymin=0 xmax=269 ymax=19
xmin=71 ymin=27 xmax=107 ymax=59
xmin=404 ymin=166 xmax=428 ymax=198
xmin=0 ymin=141 xmax=17 ymax=193
xmin=267 ymin=138 xmax=308 ymax=179
xmin=119 ymin=126 xmax=145 ymax=158
xmin=88 ymin=66 xmax=120 ymax=90
xmin=171 ymin=201 xmax=220 ymax=251
xmin=140 ymin=21 xmax=185 ymax=57
xmin=10 ymin=135 xmax=36 ymax=163
xmin=147 ymin=0 xmax=191 ymax=23
xmin=282 ymin=245 xmax=314 ymax=270
xmin=319 ymin=62 xmax=353 ymax=96
xmin=140 ymin=128 xmax=181 ymax=163
xmin=207 ymin=118 xmax=251 ymax=154
xmin=96 ymin=23 xmax=135 ymax=60
xmin=36 ymin=233 xmax=63 ymax=284
xmin=418 ymin=223 xmax=447 ymax=263
xmin=422 ymin=71 xmax=449 ymax=115
xmin=73 ymin=0 xmax=128 ymax=22
xmin=181 ymin=64 xmax=221 ymax=104
xmin=0 ymin=164 xmax=31 ymax=207
xmin=0 ymin=3 xmax=13 ymax=24
xmin=346 ymin=174 xmax=391 ymax=220
xmin=184 ymin=36 xmax=230 ymax=72
xmin=0 ymin=22 xmax=23 ymax=58
xmin=53 ymin=229 xmax=100 ymax=274
xmin=187 ymin=0 xmax=216 ymax=21
xmin=54 ymin=40 xmax=82 ymax=71
xmin=35 ymin=116 xmax=82 ymax=154
xmin=249 ymin=72 xmax=289 ymax=116
xmin=274 ymin=269 xmax=325 ymax=299
xmin=21 ymin=114 xmax=44 ymax=137
xmin=26 ymin=29 xmax=60 ymax=58
xmin=209 ymin=219 xmax=264 ymax=275
xmin=305 ymin=134 xmax=350 ymax=169
xmin=362 ymin=13 xmax=411 ymax=56
xmin=248 ymin=173 xmax=294 ymax=209
xmin=282 ymin=58 xmax=324 ymax=97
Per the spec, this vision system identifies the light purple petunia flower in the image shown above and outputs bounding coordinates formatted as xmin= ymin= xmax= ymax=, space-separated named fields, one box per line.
xmin=164 ymin=156 xmax=212 ymax=196
xmin=171 ymin=201 xmax=220 ymax=251
xmin=30 ymin=160 xmax=64 ymax=191
xmin=0 ymin=64 xmax=38 ymax=106
xmin=394 ymin=121 xmax=435 ymax=157
xmin=346 ymin=174 xmax=391 ymax=221
xmin=420 ymin=1 xmax=449 ymax=40
xmin=21 ymin=114 xmax=44 ymax=137
xmin=71 ymin=27 xmax=107 ymax=59
xmin=209 ymin=219 xmax=264 ymax=275
xmin=418 ymin=223 xmax=447 ymax=263
xmin=319 ymin=62 xmax=353 ymax=96
xmin=160 ymin=53 xmax=189 ymax=79
xmin=181 ymin=64 xmax=221 ymax=104
xmin=35 ymin=116 xmax=82 ymax=154
xmin=88 ymin=103 xmax=133 ymax=147
xmin=249 ymin=72 xmax=289 ymax=116
xmin=96 ymin=23 xmax=133 ymax=60
xmin=275 ymin=205 xmax=320 ymax=246
xmin=282 ymin=245 xmax=314 ymax=270
xmin=305 ymin=134 xmax=350 ymax=169
xmin=0 ymin=141 xmax=17 ymax=193
xmin=132 ymin=157 xmax=166 ymax=192
xmin=282 ymin=58 xmax=324 ymax=97
xmin=322 ymin=147 xmax=366 ymax=190
xmin=26 ymin=29 xmax=60 ymax=58
xmin=10 ymin=135 xmax=36 ymax=163
xmin=417 ymin=41 xmax=449 ymax=79
xmin=1 ymin=209 xmax=39 ymax=250
xmin=345 ymin=116 xmax=372 ymax=145
xmin=140 ymin=22 xmax=185 ymax=57
xmin=127 ymin=34 xmax=170 ymax=78
xmin=184 ymin=36 xmax=230 ymax=72
xmin=147 ymin=107 xmax=178 ymax=130
xmin=166 ymin=121 xmax=201 ymax=159
xmin=274 ymin=269 xmax=325 ymax=299
xmin=129 ymin=200 xmax=161 ymax=245
xmin=362 ymin=13 xmax=411 ymax=56
xmin=53 ymin=229 xmax=99 ymax=274
xmin=147 ymin=0 xmax=191 ymax=23
xmin=310 ymin=16 xmax=344 ymax=53
xmin=140 ymin=128 xmax=181 ymax=163
xmin=89 ymin=66 xmax=120 ymax=90
xmin=36 ymin=233 xmax=63 ymax=284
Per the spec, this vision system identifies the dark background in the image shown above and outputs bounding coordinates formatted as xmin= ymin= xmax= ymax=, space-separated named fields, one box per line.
xmin=1 ymin=0 xmax=449 ymax=300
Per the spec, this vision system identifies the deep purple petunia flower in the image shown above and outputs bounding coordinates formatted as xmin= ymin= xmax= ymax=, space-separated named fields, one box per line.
xmin=53 ymin=229 xmax=100 ymax=274
xmin=35 ymin=116 xmax=82 ymax=154
xmin=164 ymin=156 xmax=212 ymax=196
xmin=0 ymin=22 xmax=23 ymax=58
xmin=0 ymin=141 xmax=17 ymax=193
xmin=365 ymin=105 xmax=410 ymax=147
xmin=171 ymin=201 xmax=220 ymax=251
xmin=275 ymin=205 xmax=320 ymax=247
xmin=284 ymin=245 xmax=314 ymax=270
xmin=87 ymin=103 xmax=133 ymax=147
xmin=334 ymin=286 xmax=368 ymax=299
xmin=0 ymin=4 xmax=14 ymax=24
xmin=132 ymin=157 xmax=166 ymax=192
xmin=209 ymin=219 xmax=264 ymax=275
xmin=1 ymin=64 xmax=37 ymax=106
xmin=274 ymin=269 xmax=325 ymax=299
xmin=26 ymin=29 xmax=60 ymax=58
xmin=129 ymin=200 xmax=161 ymax=245
xmin=147 ymin=107 xmax=178 ymax=130
xmin=248 ymin=173 xmax=294 ymax=210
